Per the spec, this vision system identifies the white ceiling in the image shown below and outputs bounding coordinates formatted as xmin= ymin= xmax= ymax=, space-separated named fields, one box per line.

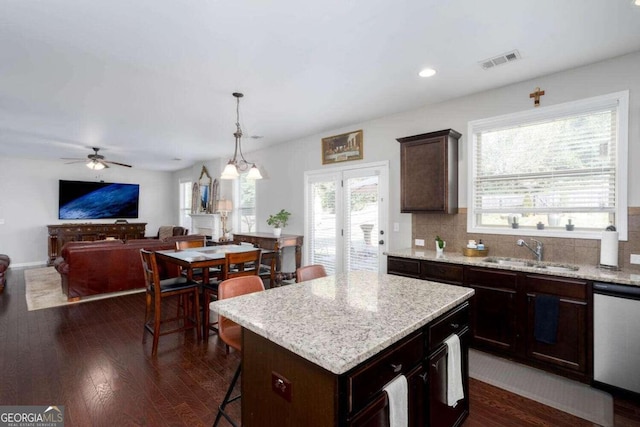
xmin=1 ymin=0 xmax=640 ymax=171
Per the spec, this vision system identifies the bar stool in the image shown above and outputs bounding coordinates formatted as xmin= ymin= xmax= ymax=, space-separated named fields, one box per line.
xmin=140 ymin=249 xmax=201 ymax=356
xmin=213 ymin=275 xmax=265 ymax=427
xmin=203 ymin=249 xmax=261 ymax=340
xmin=295 ymin=264 xmax=327 ymax=283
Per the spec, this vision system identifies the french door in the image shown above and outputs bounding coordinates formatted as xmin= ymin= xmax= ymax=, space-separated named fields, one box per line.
xmin=304 ymin=162 xmax=388 ymax=274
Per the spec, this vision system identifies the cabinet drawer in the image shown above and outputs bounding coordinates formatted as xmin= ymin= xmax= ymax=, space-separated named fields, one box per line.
xmin=348 ymin=332 xmax=423 ymax=413
xmin=387 ymin=257 xmax=422 ymax=278
xmin=525 ymin=275 xmax=587 ymax=301
xmin=427 ymin=302 xmax=469 ymax=352
xmin=423 ymin=261 xmax=463 ymax=284
xmin=466 ymin=267 xmax=518 ymax=290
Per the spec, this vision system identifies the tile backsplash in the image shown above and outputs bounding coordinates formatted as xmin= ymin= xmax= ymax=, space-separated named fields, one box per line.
xmin=412 ymin=207 xmax=640 ymax=272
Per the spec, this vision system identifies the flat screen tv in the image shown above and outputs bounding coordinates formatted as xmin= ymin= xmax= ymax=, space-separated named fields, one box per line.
xmin=58 ymin=180 xmax=140 ymax=220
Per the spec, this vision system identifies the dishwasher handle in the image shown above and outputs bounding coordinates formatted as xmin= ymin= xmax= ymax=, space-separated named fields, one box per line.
xmin=593 ymin=282 xmax=640 ymax=300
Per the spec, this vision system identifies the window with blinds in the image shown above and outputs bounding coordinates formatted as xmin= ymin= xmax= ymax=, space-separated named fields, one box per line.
xmin=307 ymin=176 xmax=337 ymax=274
xmin=238 ymin=172 xmax=256 ymax=232
xmin=468 ymin=91 xmax=628 ymax=238
xmin=179 ymin=180 xmax=193 ymax=231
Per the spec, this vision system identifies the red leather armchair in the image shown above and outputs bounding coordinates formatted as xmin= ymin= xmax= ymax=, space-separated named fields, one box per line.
xmin=0 ymin=254 xmax=10 ymax=293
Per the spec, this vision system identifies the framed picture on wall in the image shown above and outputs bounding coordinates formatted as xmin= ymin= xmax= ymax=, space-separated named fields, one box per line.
xmin=321 ymin=129 xmax=363 ymax=164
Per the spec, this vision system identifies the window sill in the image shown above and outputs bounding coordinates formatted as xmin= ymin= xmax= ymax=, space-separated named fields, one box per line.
xmin=467 ymin=225 xmax=627 ymax=241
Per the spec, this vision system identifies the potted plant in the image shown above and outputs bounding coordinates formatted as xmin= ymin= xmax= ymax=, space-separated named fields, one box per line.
xmin=435 ymin=235 xmax=446 ymax=257
xmin=266 ymin=209 xmax=291 ymax=237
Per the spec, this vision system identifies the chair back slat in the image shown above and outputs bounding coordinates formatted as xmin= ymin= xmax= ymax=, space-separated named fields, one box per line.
xmin=223 ymin=249 xmax=261 ymax=280
xmin=175 ymin=239 xmax=205 ymax=250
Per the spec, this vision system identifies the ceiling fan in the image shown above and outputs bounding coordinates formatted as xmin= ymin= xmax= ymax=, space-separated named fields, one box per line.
xmin=62 ymin=147 xmax=132 ymax=169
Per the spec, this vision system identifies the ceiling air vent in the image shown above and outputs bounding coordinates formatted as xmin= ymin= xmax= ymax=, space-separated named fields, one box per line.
xmin=479 ymin=50 xmax=521 ymax=70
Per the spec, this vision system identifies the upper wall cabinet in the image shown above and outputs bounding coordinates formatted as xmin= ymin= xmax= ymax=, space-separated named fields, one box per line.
xmin=397 ymin=129 xmax=461 ymax=214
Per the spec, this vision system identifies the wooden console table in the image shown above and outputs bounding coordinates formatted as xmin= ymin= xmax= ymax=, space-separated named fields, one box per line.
xmin=47 ymin=222 xmax=146 ymax=265
xmin=232 ymin=232 xmax=303 ymax=286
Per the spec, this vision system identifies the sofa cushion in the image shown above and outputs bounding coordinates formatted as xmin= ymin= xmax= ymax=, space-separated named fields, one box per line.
xmin=158 ymin=226 xmax=175 ymax=240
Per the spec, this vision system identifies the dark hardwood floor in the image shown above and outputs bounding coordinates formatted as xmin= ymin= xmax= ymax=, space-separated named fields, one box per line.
xmin=2 ymin=267 xmax=639 ymax=426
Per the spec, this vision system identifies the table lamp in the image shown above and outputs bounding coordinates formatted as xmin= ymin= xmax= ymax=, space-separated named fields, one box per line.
xmin=216 ymin=199 xmax=233 ymax=242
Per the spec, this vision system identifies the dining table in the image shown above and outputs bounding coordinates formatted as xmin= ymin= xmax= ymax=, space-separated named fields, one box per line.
xmin=154 ymin=244 xmax=259 ymax=284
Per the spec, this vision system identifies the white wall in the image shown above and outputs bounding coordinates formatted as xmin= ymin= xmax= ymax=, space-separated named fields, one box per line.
xmin=0 ymin=158 xmax=176 ymax=266
xmin=209 ymin=51 xmax=640 ymax=254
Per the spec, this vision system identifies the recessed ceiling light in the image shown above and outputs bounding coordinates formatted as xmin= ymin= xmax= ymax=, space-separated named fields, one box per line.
xmin=635 ymin=0 xmax=640 ymax=6
xmin=418 ymin=68 xmax=436 ymax=78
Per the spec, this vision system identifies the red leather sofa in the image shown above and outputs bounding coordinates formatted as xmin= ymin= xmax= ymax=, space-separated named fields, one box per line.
xmin=0 ymin=254 xmax=10 ymax=293
xmin=54 ymin=235 xmax=206 ymax=301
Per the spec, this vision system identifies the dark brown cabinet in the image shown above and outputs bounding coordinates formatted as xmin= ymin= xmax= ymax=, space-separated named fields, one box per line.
xmin=46 ymin=223 xmax=146 ymax=265
xmin=347 ymin=302 xmax=470 ymax=427
xmin=387 ymin=257 xmax=591 ymax=383
xmin=428 ymin=329 xmax=469 ymax=427
xmin=397 ymin=129 xmax=461 ymax=214
xmin=525 ymin=274 xmax=589 ymax=376
xmin=466 ymin=267 xmax=519 ymax=355
xmin=349 ymin=364 xmax=426 ymax=427
xmin=426 ymin=302 xmax=470 ymax=427
xmin=387 ymin=256 xmax=422 ymax=279
xmin=387 ymin=257 xmax=463 ymax=285
xmin=423 ymin=261 xmax=464 ymax=285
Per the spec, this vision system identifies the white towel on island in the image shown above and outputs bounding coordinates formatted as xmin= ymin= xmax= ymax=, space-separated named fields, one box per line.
xmin=383 ymin=374 xmax=408 ymax=427
xmin=445 ymin=333 xmax=464 ymax=407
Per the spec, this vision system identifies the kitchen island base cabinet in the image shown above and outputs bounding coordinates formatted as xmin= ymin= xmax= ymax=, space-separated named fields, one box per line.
xmin=241 ymin=304 xmax=470 ymax=427
xmin=428 ymin=329 xmax=469 ymax=427
xmin=242 ymin=329 xmax=338 ymax=427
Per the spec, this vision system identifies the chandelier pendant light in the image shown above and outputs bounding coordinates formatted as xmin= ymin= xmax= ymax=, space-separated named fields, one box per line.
xmin=221 ymin=92 xmax=263 ymax=180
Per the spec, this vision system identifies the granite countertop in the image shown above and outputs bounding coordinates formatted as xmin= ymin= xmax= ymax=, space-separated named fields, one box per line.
xmin=385 ymin=248 xmax=640 ymax=287
xmin=210 ymin=271 xmax=474 ymax=375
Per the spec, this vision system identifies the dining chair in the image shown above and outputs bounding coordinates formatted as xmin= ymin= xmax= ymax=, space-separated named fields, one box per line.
xmin=213 ymin=275 xmax=265 ymax=427
xmin=202 ymin=249 xmax=261 ymax=340
xmin=140 ymin=249 xmax=201 ymax=356
xmin=296 ymin=264 xmax=327 ymax=283
xmin=175 ymin=239 xmax=204 ymax=250
xmin=174 ymin=237 xmax=218 ymax=283
xmin=258 ymin=249 xmax=277 ymax=287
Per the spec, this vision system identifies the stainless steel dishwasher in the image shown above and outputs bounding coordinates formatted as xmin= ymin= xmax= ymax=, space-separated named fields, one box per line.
xmin=593 ymin=282 xmax=640 ymax=394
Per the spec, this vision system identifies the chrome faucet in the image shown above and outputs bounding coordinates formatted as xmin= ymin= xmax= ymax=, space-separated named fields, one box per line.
xmin=517 ymin=238 xmax=543 ymax=262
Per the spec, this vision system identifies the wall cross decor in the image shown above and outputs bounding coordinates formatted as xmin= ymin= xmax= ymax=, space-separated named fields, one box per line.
xmin=529 ymin=87 xmax=545 ymax=107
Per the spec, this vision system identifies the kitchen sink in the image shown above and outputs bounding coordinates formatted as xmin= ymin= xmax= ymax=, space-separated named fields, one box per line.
xmin=483 ymin=257 xmax=535 ymax=267
xmin=534 ymin=264 xmax=580 ymax=272
xmin=482 ymin=257 xmax=579 ymax=272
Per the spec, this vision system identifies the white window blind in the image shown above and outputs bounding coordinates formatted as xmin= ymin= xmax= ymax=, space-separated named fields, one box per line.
xmin=238 ymin=172 xmax=256 ymax=232
xmin=179 ymin=180 xmax=193 ymax=230
xmin=469 ymin=91 xmax=628 ymax=238
xmin=307 ymin=175 xmax=337 ymax=274
xmin=345 ymin=174 xmax=379 ymax=272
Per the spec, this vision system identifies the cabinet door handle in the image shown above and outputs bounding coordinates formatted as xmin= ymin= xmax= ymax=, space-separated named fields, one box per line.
xmin=450 ymin=322 xmax=459 ymax=329
xmin=390 ymin=363 xmax=402 ymax=373
xmin=419 ymin=372 xmax=428 ymax=383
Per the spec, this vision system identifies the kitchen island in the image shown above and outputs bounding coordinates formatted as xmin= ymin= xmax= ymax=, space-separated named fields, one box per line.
xmin=211 ymin=270 xmax=475 ymax=427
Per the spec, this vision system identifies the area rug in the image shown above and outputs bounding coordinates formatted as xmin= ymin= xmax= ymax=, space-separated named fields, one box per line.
xmin=469 ymin=349 xmax=613 ymax=426
xmin=24 ymin=267 xmax=144 ymax=311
